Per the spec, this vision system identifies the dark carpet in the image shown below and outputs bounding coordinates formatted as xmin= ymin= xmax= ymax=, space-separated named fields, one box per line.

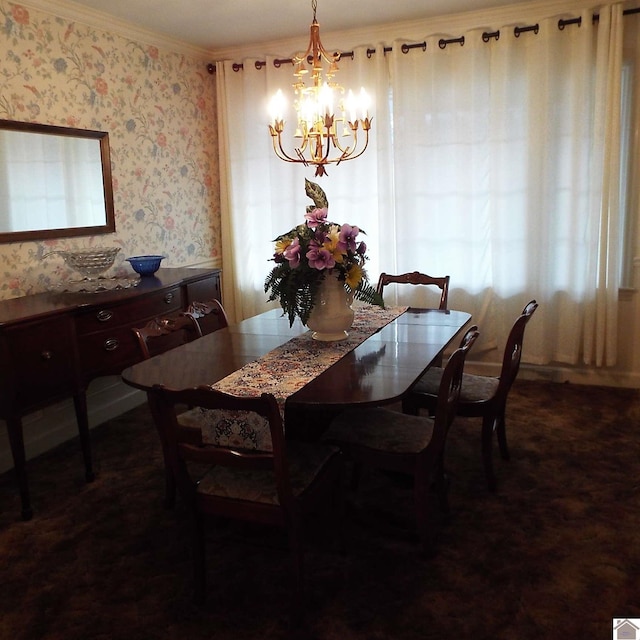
xmin=1 ymin=380 xmax=639 ymax=640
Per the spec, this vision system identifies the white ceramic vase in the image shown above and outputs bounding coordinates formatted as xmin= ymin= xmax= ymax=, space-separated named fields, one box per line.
xmin=306 ymin=270 xmax=354 ymax=341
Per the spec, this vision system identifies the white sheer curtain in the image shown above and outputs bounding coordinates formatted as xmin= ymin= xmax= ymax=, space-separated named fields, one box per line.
xmin=217 ymin=2 xmax=626 ymax=366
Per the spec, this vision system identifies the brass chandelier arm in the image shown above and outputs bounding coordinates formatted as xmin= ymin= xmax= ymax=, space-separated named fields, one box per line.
xmin=270 ymin=118 xmax=371 ymax=177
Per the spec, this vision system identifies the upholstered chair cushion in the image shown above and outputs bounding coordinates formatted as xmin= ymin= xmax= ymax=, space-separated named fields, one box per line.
xmin=178 ymin=407 xmax=273 ymax=451
xmin=196 ymin=441 xmax=340 ymax=504
xmin=323 ymin=407 xmax=435 ymax=454
xmin=411 ymin=368 xmax=500 ymax=404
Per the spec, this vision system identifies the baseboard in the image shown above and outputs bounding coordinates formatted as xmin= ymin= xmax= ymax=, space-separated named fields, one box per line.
xmin=465 ymin=361 xmax=640 ymax=389
xmin=0 ymin=377 xmax=146 ymax=474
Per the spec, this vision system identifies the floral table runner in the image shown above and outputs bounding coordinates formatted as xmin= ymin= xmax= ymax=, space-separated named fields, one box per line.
xmin=211 ymin=304 xmax=408 ymax=407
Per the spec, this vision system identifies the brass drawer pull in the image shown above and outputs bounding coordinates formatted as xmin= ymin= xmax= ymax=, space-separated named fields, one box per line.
xmin=103 ymin=338 xmax=119 ymax=352
xmin=96 ymin=310 xmax=113 ymax=322
xmin=164 ymin=293 xmax=174 ymax=304
xmin=41 ymin=350 xmax=53 ymax=360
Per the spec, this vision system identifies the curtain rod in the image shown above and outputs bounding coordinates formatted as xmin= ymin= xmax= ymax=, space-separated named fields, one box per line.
xmin=206 ymin=6 xmax=640 ymax=74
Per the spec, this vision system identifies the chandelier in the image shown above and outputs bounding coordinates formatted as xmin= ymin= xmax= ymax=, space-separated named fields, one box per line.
xmin=267 ymin=0 xmax=372 ymax=177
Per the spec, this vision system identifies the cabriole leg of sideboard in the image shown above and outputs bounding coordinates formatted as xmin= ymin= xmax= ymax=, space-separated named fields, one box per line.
xmin=73 ymin=392 xmax=95 ymax=483
xmin=5 ymin=416 xmax=32 ymax=521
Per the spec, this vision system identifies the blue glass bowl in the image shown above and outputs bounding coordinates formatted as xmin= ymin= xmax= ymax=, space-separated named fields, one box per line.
xmin=126 ymin=255 xmax=165 ymax=276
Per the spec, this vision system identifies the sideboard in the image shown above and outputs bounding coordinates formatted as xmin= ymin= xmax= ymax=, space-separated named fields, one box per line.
xmin=0 ymin=267 xmax=221 ymax=520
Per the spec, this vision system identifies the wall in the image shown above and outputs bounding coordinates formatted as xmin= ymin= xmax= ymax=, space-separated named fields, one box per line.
xmin=0 ymin=0 xmax=222 ymax=296
xmin=0 ymin=0 xmax=222 ymax=473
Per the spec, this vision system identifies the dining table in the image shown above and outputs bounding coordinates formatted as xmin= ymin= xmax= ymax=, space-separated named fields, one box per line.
xmin=121 ymin=304 xmax=471 ymax=440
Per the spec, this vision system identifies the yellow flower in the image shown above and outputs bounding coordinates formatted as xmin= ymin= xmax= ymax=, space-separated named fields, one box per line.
xmin=323 ymin=226 xmax=344 ymax=263
xmin=275 ymin=237 xmax=292 ymax=255
xmin=345 ymin=263 xmax=363 ymax=290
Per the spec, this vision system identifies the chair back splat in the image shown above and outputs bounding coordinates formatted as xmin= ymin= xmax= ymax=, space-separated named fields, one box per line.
xmin=184 ymin=298 xmax=229 ymax=336
xmin=132 ymin=314 xmax=202 ymax=360
xmin=376 ymin=271 xmax=450 ymax=310
xmin=148 ymin=385 xmax=343 ymax=619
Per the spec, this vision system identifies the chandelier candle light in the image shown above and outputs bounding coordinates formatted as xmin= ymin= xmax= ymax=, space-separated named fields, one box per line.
xmin=268 ymin=0 xmax=372 ymax=177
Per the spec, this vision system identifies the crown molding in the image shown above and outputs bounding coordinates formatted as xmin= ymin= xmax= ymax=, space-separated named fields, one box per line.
xmin=209 ymin=0 xmax=622 ymax=60
xmin=17 ymin=0 xmax=627 ymax=64
xmin=19 ymin=0 xmax=212 ymax=60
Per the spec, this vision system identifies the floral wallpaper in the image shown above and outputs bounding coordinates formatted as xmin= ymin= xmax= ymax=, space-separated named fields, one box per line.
xmin=0 ymin=1 xmax=221 ymax=299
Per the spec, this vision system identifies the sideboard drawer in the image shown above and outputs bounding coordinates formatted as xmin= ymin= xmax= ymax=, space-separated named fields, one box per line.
xmin=186 ymin=272 xmax=221 ymax=306
xmin=77 ymin=325 xmax=146 ymax=377
xmin=75 ymin=287 xmax=183 ymax=335
xmin=1 ymin=317 xmax=76 ymax=410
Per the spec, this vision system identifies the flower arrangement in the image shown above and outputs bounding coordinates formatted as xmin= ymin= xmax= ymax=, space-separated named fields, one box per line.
xmin=265 ymin=180 xmax=384 ymax=326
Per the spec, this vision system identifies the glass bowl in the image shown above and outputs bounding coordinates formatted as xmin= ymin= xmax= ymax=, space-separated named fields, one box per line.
xmin=126 ymin=255 xmax=165 ymax=276
xmin=43 ymin=247 xmax=120 ymax=277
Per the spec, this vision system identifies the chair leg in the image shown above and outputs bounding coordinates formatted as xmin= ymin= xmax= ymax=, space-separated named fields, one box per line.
xmin=495 ymin=413 xmax=510 ymax=461
xmin=163 ymin=469 xmax=176 ymax=509
xmin=146 ymin=394 xmax=177 ymax=509
xmin=414 ymin=477 xmax=438 ymax=557
xmin=192 ymin=512 xmax=206 ymax=605
xmin=287 ymin=524 xmax=305 ymax=626
xmin=333 ymin=464 xmax=347 ymax=556
xmin=434 ymin=457 xmax=450 ymax=515
xmin=481 ymin=414 xmax=497 ymax=492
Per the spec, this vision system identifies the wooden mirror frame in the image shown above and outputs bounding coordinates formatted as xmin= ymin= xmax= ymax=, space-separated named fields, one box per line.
xmin=0 ymin=119 xmax=116 ymax=243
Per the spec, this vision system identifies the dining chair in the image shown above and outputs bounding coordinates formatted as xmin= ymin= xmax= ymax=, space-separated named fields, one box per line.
xmin=322 ymin=325 xmax=479 ymax=555
xmin=403 ymin=300 xmax=538 ymax=491
xmin=132 ymin=307 xmax=274 ymax=510
xmin=132 ymin=313 xmax=203 ymax=360
xmin=376 ymin=271 xmax=451 ymax=367
xmin=184 ymin=298 xmax=229 ymax=336
xmin=147 ymin=385 xmax=343 ymax=618
xmin=376 ymin=271 xmax=450 ymax=310
xmin=132 ymin=312 xmax=207 ymax=507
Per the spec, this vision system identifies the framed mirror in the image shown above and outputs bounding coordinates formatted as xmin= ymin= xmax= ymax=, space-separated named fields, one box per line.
xmin=0 ymin=119 xmax=115 ymax=243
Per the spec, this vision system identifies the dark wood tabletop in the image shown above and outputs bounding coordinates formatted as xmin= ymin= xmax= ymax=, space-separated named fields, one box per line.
xmin=121 ymin=307 xmax=471 ymax=412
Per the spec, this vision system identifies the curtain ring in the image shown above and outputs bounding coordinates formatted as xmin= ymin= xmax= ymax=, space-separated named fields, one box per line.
xmin=558 ymin=17 xmax=582 ymax=30
xmin=514 ymin=24 xmax=539 ymax=38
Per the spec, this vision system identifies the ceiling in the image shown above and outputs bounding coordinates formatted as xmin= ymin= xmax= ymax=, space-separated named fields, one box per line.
xmin=60 ymin=0 xmax=537 ymax=51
